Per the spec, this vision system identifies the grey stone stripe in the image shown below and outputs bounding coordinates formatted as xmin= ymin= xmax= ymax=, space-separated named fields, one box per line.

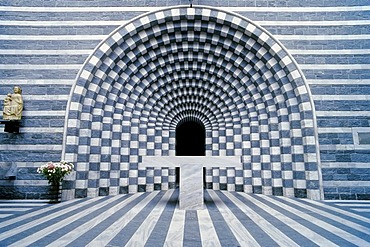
xmin=85 ymin=191 xmax=159 ymax=246
xmin=0 ymin=35 xmax=106 ymax=40
xmin=1 ymin=6 xmax=369 ymax=12
xmin=0 ymin=197 xmax=101 ymax=241
xmin=257 ymin=195 xmax=370 ymax=246
xmin=277 ymin=197 xmax=370 ymax=235
xmin=276 ymin=34 xmax=370 ymax=40
xmin=2 ymin=49 xmax=370 ymax=56
xmin=8 ymin=195 xmax=129 ymax=247
xmin=124 ymin=190 xmax=173 ymax=246
xmin=240 ymin=193 xmax=339 ymax=246
xmin=2 ymin=63 xmax=369 ymax=70
xmin=46 ymin=193 xmax=142 ymax=246
xmin=2 ymin=34 xmax=368 ymax=41
xmin=207 ymin=190 xmax=260 ymax=246
xmin=1 ymin=20 xmax=369 ymax=27
xmin=220 ymin=191 xmax=299 ymax=246
xmin=1 ymin=191 xmax=369 ymax=246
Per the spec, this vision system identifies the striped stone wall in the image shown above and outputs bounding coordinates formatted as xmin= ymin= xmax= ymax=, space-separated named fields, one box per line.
xmin=0 ymin=0 xmax=369 ymax=200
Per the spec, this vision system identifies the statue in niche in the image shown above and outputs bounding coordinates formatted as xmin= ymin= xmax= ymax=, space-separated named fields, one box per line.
xmin=3 ymin=86 xmax=23 ymax=120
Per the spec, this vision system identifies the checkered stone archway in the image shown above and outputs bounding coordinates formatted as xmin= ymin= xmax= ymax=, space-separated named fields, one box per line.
xmin=62 ymin=6 xmax=323 ymax=201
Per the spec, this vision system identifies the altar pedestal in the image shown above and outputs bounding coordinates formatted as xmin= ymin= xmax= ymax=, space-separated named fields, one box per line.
xmin=179 ymin=164 xmax=204 ymax=210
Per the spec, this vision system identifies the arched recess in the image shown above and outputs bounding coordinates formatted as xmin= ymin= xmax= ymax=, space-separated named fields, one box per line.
xmin=62 ymin=6 xmax=323 ymax=200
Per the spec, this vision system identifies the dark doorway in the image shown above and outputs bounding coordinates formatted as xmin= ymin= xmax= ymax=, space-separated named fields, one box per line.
xmin=176 ymin=120 xmax=205 ymax=156
xmin=175 ymin=120 xmax=205 ymax=186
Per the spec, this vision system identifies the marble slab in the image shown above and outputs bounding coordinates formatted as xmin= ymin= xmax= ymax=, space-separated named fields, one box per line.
xmin=179 ymin=164 xmax=204 ymax=210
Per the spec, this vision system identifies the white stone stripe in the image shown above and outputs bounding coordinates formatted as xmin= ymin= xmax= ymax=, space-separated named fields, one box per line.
xmin=164 ymin=206 xmax=185 ymax=246
xmin=0 ymin=145 xmax=62 ymax=151
xmin=0 ymin=79 xmax=74 ymax=85
xmin=1 ymin=6 xmax=369 ymax=12
xmin=207 ymin=190 xmax=260 ymax=246
xmin=0 ymin=49 xmax=92 ymax=55
xmin=334 ymin=204 xmax=370 ymax=207
xmin=0 ymin=20 xmax=127 ymax=26
xmin=291 ymin=49 xmax=370 ymax=55
xmin=260 ymin=20 xmax=370 ymax=26
xmin=85 ymin=191 xmax=159 ymax=247
xmin=352 ymin=208 xmax=370 ymax=212
xmin=0 ymin=203 xmax=47 ymax=206
xmin=306 ymin=201 xmax=370 ymax=223
xmin=2 ymin=49 xmax=370 ymax=56
xmin=313 ymin=95 xmax=370 ymax=100
xmin=0 ymin=208 xmax=32 ymax=212
xmin=323 ymin=181 xmax=370 ymax=187
xmin=0 ymin=199 xmax=79 ymax=228
xmin=9 ymin=195 xmax=129 ymax=247
xmin=125 ymin=190 xmax=174 ymax=246
xmin=46 ymin=193 xmax=142 ymax=247
xmin=221 ymin=191 xmax=299 ymax=247
xmin=197 ymin=209 xmax=222 ymax=247
xmin=0 ymin=127 xmax=62 ymax=134
xmin=0 ymin=197 xmax=99 ymax=241
xmin=2 ymin=34 xmax=369 ymax=41
xmin=316 ymin=111 xmax=370 ymax=117
xmin=240 ymin=193 xmax=339 ymax=246
xmin=0 ymin=214 xmax=12 ymax=219
xmin=300 ymin=64 xmax=370 ymax=70
xmin=0 ymin=180 xmax=49 ymax=186
xmin=0 ymin=64 xmax=80 ymax=69
xmin=307 ymin=79 xmax=370 ymax=85
xmin=18 ymin=127 xmax=64 ymax=133
xmin=320 ymin=144 xmax=370 ymax=151
xmin=22 ymin=110 xmax=65 ymax=116
xmin=1 ymin=20 xmax=369 ymax=27
xmin=21 ymin=95 xmax=69 ymax=100
xmin=278 ymin=197 xmax=370 ymax=235
xmin=276 ymin=34 xmax=370 ymax=40
xmin=256 ymin=195 xmax=370 ymax=246
xmin=0 ymin=35 xmax=106 ymax=40
xmin=321 ymin=162 xmax=370 ymax=168
xmin=1 ymin=63 xmax=369 ymax=70
xmin=318 ymin=127 xmax=352 ymax=133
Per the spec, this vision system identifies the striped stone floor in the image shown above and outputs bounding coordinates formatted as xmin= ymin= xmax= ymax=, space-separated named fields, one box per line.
xmin=0 ymin=189 xmax=369 ymax=247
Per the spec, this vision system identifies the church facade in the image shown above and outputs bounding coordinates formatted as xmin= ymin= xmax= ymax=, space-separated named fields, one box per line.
xmin=0 ymin=0 xmax=369 ymax=201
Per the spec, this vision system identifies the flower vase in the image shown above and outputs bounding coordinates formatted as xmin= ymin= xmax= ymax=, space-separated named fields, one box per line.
xmin=49 ymin=181 xmax=61 ymax=203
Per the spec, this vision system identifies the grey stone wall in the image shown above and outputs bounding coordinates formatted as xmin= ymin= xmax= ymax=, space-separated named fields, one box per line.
xmin=0 ymin=0 xmax=369 ymax=200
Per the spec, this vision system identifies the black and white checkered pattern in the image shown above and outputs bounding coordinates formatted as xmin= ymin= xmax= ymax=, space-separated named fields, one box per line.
xmin=63 ymin=6 xmax=321 ymax=200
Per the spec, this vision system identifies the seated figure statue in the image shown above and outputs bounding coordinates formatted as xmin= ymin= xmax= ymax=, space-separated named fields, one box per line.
xmin=3 ymin=86 xmax=23 ymax=120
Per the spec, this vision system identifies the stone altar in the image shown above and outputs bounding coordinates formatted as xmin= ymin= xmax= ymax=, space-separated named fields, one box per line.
xmin=141 ymin=156 xmax=241 ymax=210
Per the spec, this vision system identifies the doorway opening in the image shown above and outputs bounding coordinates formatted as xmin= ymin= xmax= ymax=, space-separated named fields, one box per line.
xmin=175 ymin=120 xmax=206 ymax=187
xmin=176 ymin=120 xmax=205 ymax=156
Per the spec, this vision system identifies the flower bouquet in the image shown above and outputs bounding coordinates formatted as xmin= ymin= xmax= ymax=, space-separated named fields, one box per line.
xmin=37 ymin=161 xmax=74 ymax=202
